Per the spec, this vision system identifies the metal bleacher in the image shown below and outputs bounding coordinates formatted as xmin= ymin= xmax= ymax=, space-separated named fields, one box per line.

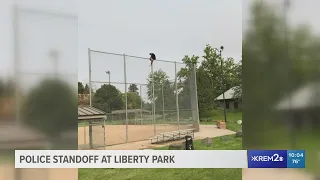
xmin=149 ymin=128 xmax=195 ymax=144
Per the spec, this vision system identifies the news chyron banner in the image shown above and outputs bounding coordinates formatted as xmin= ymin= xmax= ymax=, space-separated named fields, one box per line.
xmin=247 ymin=150 xmax=305 ymax=168
xmin=15 ymin=150 xmax=305 ymax=168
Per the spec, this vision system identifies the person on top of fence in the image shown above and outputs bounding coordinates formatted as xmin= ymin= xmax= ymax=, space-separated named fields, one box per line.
xmin=149 ymin=53 xmax=156 ymax=66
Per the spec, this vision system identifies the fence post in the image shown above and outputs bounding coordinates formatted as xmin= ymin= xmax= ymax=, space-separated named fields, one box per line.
xmin=84 ymin=125 xmax=86 ymax=148
xmin=139 ymin=85 xmax=143 ymax=125
xmin=103 ymin=116 xmax=106 ymax=149
xmin=135 ymin=111 xmax=137 ymax=125
xmin=175 ymin=61 xmax=180 ymax=130
xmin=162 ymin=82 xmax=165 ymax=124
xmin=124 ymin=54 xmax=128 ymax=143
xmin=190 ymin=64 xmax=200 ymax=132
xmin=89 ymin=121 xmax=93 ymax=149
xmin=140 ymin=85 xmax=143 ymax=125
xmin=88 ymin=48 xmax=92 ymax=106
xmin=13 ymin=6 xmax=21 ymax=125
xmin=193 ymin=63 xmax=200 ymax=125
xmin=151 ymin=63 xmax=156 ymax=136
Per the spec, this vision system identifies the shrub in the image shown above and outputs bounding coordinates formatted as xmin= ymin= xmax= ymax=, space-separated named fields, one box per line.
xmin=22 ymin=78 xmax=77 ymax=138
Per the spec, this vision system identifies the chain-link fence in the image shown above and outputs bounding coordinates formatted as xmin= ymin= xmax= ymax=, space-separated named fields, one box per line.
xmin=5 ymin=5 xmax=79 ymax=180
xmin=12 ymin=6 xmax=78 ymax=148
xmin=78 ymin=119 xmax=106 ymax=149
xmin=79 ymin=49 xmax=199 ymax=148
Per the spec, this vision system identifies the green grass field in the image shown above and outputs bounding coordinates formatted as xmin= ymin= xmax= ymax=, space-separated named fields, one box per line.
xmin=200 ymin=110 xmax=242 ymax=132
xmin=261 ymin=127 xmax=320 ymax=174
xmin=78 ymin=135 xmax=242 ymax=180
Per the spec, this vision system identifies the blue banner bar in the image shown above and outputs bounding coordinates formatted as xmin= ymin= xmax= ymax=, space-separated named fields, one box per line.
xmin=287 ymin=150 xmax=305 ymax=168
xmin=247 ymin=150 xmax=305 ymax=168
xmin=248 ymin=150 xmax=287 ymax=168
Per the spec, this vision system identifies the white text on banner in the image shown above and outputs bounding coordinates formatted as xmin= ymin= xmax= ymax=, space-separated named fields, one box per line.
xmin=15 ymin=150 xmax=248 ymax=168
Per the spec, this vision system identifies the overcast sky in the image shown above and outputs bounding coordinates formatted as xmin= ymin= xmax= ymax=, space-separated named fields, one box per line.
xmin=243 ymin=0 xmax=320 ymax=33
xmin=0 ymin=0 xmax=78 ymax=92
xmin=1 ymin=0 xmax=320 ymax=93
xmin=78 ymin=0 xmax=242 ymax=94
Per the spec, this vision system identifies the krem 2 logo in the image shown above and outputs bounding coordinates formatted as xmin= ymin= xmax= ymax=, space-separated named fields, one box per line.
xmin=251 ymin=153 xmax=284 ymax=162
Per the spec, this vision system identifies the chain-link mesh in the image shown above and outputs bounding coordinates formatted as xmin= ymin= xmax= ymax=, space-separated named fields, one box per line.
xmin=78 ymin=121 xmax=89 ymax=149
xmin=85 ymin=49 xmax=199 ymax=148
xmin=12 ymin=7 xmax=78 ymax=153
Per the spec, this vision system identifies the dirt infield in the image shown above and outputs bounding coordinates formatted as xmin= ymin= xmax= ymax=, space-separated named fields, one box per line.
xmin=78 ymin=124 xmax=194 ymax=149
xmin=86 ymin=125 xmax=235 ymax=150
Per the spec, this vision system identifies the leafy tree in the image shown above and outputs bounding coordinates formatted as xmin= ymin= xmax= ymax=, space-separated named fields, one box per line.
xmin=92 ymin=84 xmax=123 ymax=113
xmin=128 ymin=84 xmax=139 ymax=93
xmin=143 ymin=102 xmax=152 ymax=111
xmin=78 ymin=82 xmax=85 ymax=94
xmin=177 ymin=55 xmax=199 ymax=79
xmin=6 ymin=79 xmax=15 ymax=95
xmin=147 ymin=70 xmax=176 ymax=112
xmin=0 ymin=79 xmax=4 ymax=96
xmin=84 ymin=84 xmax=90 ymax=94
xmin=243 ymin=1 xmax=291 ymax=148
xmin=178 ymin=45 xmax=239 ymax=117
xmin=233 ymin=60 xmax=242 ymax=99
xmin=201 ymin=45 xmax=238 ymax=95
xmin=123 ymin=92 xmax=142 ymax=109
xmin=176 ymin=55 xmax=199 ymax=110
xmin=22 ymin=79 xmax=77 ymax=139
xmin=196 ymin=65 xmax=216 ymax=115
xmin=0 ymin=79 xmax=15 ymax=97
xmin=159 ymin=79 xmax=176 ymax=111
xmin=243 ymin=1 xmax=320 ymax=148
xmin=146 ymin=46 xmax=240 ymax=118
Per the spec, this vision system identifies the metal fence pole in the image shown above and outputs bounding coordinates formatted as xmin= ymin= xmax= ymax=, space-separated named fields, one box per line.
xmin=124 ymin=54 xmax=128 ymax=142
xmin=84 ymin=125 xmax=86 ymax=148
xmin=140 ymin=85 xmax=143 ymax=124
xmin=89 ymin=121 xmax=93 ymax=149
xmin=151 ymin=63 xmax=156 ymax=136
xmin=13 ymin=6 xmax=21 ymax=125
xmin=135 ymin=111 xmax=137 ymax=125
xmin=175 ymin=61 xmax=180 ymax=130
xmin=189 ymin=63 xmax=200 ymax=129
xmin=162 ymin=82 xmax=165 ymax=124
xmin=193 ymin=64 xmax=200 ymax=125
xmin=103 ymin=116 xmax=106 ymax=150
xmin=88 ymin=48 xmax=92 ymax=106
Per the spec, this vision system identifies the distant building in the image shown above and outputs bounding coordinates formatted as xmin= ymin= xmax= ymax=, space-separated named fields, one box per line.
xmin=78 ymin=105 xmax=106 ymax=120
xmin=275 ymin=82 xmax=320 ymax=130
xmin=215 ymin=86 xmax=242 ymax=110
xmin=78 ymin=105 xmax=107 ymax=149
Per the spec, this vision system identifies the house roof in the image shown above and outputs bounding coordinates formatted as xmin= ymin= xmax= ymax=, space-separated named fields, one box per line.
xmin=275 ymin=82 xmax=320 ymax=110
xmin=215 ymin=86 xmax=240 ymax=100
xmin=78 ymin=106 xmax=106 ymax=120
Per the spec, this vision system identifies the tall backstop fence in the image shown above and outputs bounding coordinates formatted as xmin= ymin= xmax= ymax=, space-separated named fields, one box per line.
xmin=78 ymin=49 xmax=199 ymax=149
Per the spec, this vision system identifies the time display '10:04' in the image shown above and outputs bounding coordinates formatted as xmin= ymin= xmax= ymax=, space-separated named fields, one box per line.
xmin=288 ymin=152 xmax=304 ymax=158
